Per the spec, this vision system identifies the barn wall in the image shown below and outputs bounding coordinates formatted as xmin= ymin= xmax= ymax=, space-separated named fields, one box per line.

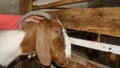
xmin=0 ymin=0 xmax=20 ymax=15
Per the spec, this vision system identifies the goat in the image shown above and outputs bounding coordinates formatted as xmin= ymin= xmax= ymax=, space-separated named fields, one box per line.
xmin=0 ymin=11 xmax=71 ymax=67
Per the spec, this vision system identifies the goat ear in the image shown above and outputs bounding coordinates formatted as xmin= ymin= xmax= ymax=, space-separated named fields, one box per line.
xmin=36 ymin=26 xmax=51 ymax=66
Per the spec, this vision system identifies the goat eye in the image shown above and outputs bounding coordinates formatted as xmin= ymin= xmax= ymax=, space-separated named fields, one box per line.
xmin=55 ymin=30 xmax=59 ymax=33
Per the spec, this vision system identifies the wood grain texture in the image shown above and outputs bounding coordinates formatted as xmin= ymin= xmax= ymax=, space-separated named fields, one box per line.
xmin=48 ymin=7 xmax=120 ymax=37
xmin=64 ymin=54 xmax=110 ymax=68
xmin=19 ymin=0 xmax=32 ymax=14
xmin=33 ymin=0 xmax=91 ymax=10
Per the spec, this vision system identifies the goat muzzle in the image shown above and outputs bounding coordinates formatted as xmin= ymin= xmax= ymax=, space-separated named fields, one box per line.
xmin=55 ymin=58 xmax=69 ymax=67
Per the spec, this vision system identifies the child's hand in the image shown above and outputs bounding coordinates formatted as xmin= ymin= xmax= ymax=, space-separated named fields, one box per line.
xmin=22 ymin=16 xmax=44 ymax=27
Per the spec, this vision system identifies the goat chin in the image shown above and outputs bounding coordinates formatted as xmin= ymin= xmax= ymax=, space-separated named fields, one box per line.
xmin=0 ymin=30 xmax=25 ymax=66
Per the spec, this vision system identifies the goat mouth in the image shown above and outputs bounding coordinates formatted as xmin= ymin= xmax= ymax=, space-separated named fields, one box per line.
xmin=54 ymin=59 xmax=69 ymax=67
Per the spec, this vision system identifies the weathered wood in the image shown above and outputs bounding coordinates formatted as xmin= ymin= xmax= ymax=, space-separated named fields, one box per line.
xmin=19 ymin=0 xmax=32 ymax=14
xmin=33 ymin=0 xmax=91 ymax=10
xmin=64 ymin=54 xmax=110 ymax=68
xmin=33 ymin=0 xmax=60 ymax=6
xmin=48 ymin=8 xmax=120 ymax=38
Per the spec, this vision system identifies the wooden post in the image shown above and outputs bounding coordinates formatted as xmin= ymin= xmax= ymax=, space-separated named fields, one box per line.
xmin=19 ymin=0 xmax=33 ymax=14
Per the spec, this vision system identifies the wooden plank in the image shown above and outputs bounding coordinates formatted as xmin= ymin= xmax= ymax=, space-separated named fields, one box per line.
xmin=69 ymin=37 xmax=120 ymax=55
xmin=48 ymin=7 xmax=120 ymax=37
xmin=33 ymin=0 xmax=60 ymax=6
xmin=19 ymin=0 xmax=32 ymax=14
xmin=64 ymin=54 xmax=110 ymax=68
xmin=33 ymin=0 xmax=91 ymax=10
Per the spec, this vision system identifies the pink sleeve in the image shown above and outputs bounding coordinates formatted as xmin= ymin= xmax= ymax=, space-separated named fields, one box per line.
xmin=0 ymin=14 xmax=22 ymax=30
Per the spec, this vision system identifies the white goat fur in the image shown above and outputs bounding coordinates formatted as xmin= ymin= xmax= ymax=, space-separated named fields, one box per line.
xmin=0 ymin=30 xmax=25 ymax=66
xmin=0 ymin=22 xmax=71 ymax=66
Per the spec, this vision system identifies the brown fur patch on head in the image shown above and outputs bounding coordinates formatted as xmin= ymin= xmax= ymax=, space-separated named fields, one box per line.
xmin=20 ymin=20 xmax=47 ymax=54
xmin=48 ymin=18 xmax=67 ymax=66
